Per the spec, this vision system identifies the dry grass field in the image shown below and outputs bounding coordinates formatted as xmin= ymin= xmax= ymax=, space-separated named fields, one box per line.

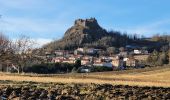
xmin=0 ymin=66 xmax=170 ymax=87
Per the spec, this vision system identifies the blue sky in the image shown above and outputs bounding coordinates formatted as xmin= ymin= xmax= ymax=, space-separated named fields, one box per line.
xmin=0 ymin=0 xmax=170 ymax=46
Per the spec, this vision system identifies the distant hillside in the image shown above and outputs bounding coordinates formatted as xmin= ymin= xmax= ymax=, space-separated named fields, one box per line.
xmin=42 ymin=18 xmax=168 ymax=51
xmin=43 ymin=18 xmax=133 ymax=50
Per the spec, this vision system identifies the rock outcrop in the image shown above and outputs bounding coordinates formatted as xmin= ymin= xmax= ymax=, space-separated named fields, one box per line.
xmin=43 ymin=18 xmax=131 ymax=50
xmin=63 ymin=18 xmax=107 ymax=45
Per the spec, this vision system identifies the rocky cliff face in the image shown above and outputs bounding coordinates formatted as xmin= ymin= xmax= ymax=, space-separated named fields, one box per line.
xmin=62 ymin=18 xmax=107 ymax=45
xmin=45 ymin=18 xmax=109 ymax=50
xmin=43 ymin=18 xmax=131 ymax=50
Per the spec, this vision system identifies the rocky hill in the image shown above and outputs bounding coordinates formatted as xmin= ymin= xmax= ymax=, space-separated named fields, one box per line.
xmin=43 ymin=18 xmax=131 ymax=50
xmin=43 ymin=18 xmax=167 ymax=51
xmin=63 ymin=18 xmax=107 ymax=44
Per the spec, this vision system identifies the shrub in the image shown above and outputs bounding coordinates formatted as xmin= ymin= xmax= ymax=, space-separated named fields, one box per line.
xmin=147 ymin=50 xmax=169 ymax=66
xmin=91 ymin=66 xmax=113 ymax=72
xmin=24 ymin=63 xmax=75 ymax=74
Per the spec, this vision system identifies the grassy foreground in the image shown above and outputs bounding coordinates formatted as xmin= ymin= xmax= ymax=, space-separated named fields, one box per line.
xmin=0 ymin=66 xmax=170 ymax=87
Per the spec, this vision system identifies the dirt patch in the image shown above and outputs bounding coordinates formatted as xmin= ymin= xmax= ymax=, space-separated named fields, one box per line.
xmin=0 ymin=81 xmax=169 ymax=100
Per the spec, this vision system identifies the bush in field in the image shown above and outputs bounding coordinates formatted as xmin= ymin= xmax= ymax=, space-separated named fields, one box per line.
xmin=32 ymin=64 xmax=49 ymax=74
xmin=24 ymin=63 xmax=75 ymax=74
xmin=92 ymin=66 xmax=113 ymax=72
xmin=147 ymin=50 xmax=169 ymax=66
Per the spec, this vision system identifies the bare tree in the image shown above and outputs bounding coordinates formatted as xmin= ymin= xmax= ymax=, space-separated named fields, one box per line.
xmin=0 ymin=33 xmax=9 ymax=64
xmin=119 ymin=47 xmax=125 ymax=52
xmin=107 ymin=47 xmax=116 ymax=55
xmin=0 ymin=33 xmax=9 ymax=52
xmin=12 ymin=35 xmax=36 ymax=73
xmin=0 ymin=33 xmax=38 ymax=73
xmin=0 ymin=33 xmax=16 ymax=72
xmin=0 ymin=33 xmax=13 ymax=60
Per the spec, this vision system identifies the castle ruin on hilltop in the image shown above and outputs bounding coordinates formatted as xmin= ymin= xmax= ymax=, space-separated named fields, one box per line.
xmin=74 ymin=18 xmax=99 ymax=28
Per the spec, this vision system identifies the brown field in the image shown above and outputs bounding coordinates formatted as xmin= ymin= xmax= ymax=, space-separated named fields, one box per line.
xmin=0 ymin=66 xmax=170 ymax=87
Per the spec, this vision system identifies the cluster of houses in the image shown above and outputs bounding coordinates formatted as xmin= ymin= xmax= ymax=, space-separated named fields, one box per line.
xmin=0 ymin=45 xmax=149 ymax=73
xmin=46 ymin=46 xmax=149 ymax=71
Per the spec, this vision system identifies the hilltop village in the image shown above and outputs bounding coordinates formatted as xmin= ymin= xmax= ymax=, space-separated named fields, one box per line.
xmin=45 ymin=46 xmax=149 ymax=72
